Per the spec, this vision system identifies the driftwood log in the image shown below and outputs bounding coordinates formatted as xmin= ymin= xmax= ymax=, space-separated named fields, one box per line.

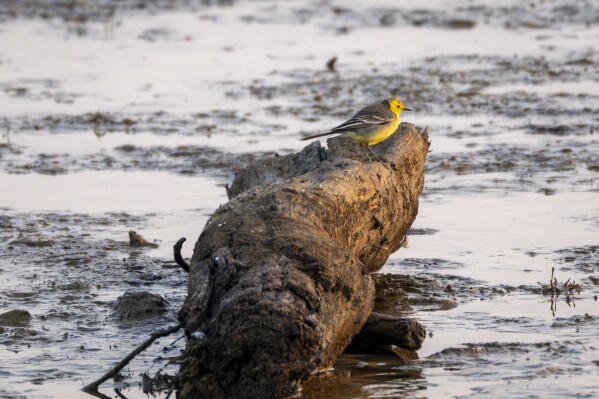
xmin=178 ymin=123 xmax=430 ymax=398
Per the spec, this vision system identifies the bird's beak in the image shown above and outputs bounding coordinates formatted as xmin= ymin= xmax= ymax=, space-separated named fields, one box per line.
xmin=403 ymin=107 xmax=413 ymax=111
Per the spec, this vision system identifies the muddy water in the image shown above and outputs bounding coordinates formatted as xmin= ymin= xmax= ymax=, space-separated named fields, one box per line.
xmin=1 ymin=0 xmax=598 ymax=398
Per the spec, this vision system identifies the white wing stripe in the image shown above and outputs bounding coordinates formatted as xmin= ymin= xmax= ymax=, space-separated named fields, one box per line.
xmin=358 ymin=115 xmax=391 ymax=123
xmin=333 ymin=120 xmax=367 ymax=130
xmin=332 ymin=115 xmax=393 ymax=131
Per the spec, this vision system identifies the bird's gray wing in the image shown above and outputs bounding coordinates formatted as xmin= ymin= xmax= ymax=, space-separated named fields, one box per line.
xmin=330 ymin=112 xmax=394 ymax=133
xmin=300 ymin=103 xmax=394 ymax=141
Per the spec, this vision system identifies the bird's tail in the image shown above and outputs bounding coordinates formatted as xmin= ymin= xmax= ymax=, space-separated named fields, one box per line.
xmin=300 ymin=131 xmax=336 ymax=141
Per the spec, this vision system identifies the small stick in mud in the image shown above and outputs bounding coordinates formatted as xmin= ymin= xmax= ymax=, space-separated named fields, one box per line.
xmin=173 ymin=237 xmax=190 ymax=273
xmin=82 ymin=323 xmax=183 ymax=393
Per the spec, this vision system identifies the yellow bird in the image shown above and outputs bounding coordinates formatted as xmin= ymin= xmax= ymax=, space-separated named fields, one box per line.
xmin=300 ymin=98 xmax=412 ymax=156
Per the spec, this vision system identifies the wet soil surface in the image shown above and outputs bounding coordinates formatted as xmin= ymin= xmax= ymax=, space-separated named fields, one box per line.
xmin=0 ymin=212 xmax=188 ymax=398
xmin=1 ymin=0 xmax=598 ymax=398
xmin=0 ymin=139 xmax=274 ymax=177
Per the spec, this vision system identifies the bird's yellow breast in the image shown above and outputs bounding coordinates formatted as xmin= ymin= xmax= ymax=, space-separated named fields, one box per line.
xmin=342 ymin=117 xmax=399 ymax=146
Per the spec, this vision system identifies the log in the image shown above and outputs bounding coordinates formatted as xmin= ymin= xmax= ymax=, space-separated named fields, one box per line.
xmin=178 ymin=123 xmax=430 ymax=398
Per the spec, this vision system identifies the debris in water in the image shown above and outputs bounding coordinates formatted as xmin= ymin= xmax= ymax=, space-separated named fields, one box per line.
xmin=537 ymin=267 xmax=582 ymax=298
xmin=326 ymin=56 xmax=337 ymax=73
xmin=537 ymin=267 xmax=582 ymax=316
xmin=113 ymin=291 xmax=169 ymax=320
xmin=0 ymin=309 xmax=31 ymax=327
xmin=129 ymin=230 xmax=159 ymax=248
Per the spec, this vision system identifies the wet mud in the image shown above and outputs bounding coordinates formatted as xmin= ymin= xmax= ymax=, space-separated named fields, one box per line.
xmin=1 ymin=0 xmax=598 ymax=397
xmin=0 ymin=141 xmax=272 ymax=177
xmin=2 ymin=0 xmax=598 ymax=29
xmin=556 ymin=245 xmax=599 ymax=286
xmin=0 ymin=211 xmax=187 ymax=396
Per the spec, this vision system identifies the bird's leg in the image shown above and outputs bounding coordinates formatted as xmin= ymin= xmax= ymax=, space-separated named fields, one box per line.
xmin=360 ymin=144 xmax=372 ymax=162
xmin=368 ymin=146 xmax=386 ymax=164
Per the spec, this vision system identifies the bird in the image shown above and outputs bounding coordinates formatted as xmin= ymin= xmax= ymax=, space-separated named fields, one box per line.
xmin=300 ymin=97 xmax=412 ymax=161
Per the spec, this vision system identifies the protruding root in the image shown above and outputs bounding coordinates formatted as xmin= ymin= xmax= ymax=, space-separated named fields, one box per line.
xmin=352 ymin=312 xmax=426 ymax=351
xmin=174 ymin=237 xmax=190 ymax=273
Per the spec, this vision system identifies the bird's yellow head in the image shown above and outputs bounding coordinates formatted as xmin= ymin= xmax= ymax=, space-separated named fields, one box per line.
xmin=384 ymin=97 xmax=412 ymax=116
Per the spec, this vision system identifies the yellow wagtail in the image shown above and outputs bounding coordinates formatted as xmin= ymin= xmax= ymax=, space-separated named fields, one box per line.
xmin=300 ymin=97 xmax=412 ymax=161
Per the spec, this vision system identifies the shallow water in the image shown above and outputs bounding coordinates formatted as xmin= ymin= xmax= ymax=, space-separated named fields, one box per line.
xmin=1 ymin=0 xmax=598 ymax=398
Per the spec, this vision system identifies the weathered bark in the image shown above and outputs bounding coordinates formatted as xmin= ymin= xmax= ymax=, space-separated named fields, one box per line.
xmin=178 ymin=123 xmax=430 ymax=398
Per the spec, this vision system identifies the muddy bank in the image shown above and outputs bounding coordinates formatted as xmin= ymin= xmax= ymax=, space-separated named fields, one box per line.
xmin=230 ymin=50 xmax=599 ymax=119
xmin=0 ymin=210 xmax=188 ymax=395
xmin=304 ymin=270 xmax=598 ymax=398
xmin=1 ymin=110 xmax=284 ymax=136
xmin=0 ymin=0 xmax=233 ymax=22
xmin=304 ymin=338 xmax=599 ymax=399
xmin=371 ymin=266 xmax=556 ymax=318
xmin=0 ymin=210 xmax=187 ymax=331
xmin=3 ymin=0 xmax=597 ymax=30
xmin=0 ymin=140 xmax=275 ymax=177
xmin=556 ymin=245 xmax=599 ymax=285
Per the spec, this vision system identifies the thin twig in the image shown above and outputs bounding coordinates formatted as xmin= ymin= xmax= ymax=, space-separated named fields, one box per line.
xmin=82 ymin=323 xmax=183 ymax=393
xmin=82 ymin=389 xmax=112 ymax=399
xmin=168 ymin=333 xmax=186 ymax=347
